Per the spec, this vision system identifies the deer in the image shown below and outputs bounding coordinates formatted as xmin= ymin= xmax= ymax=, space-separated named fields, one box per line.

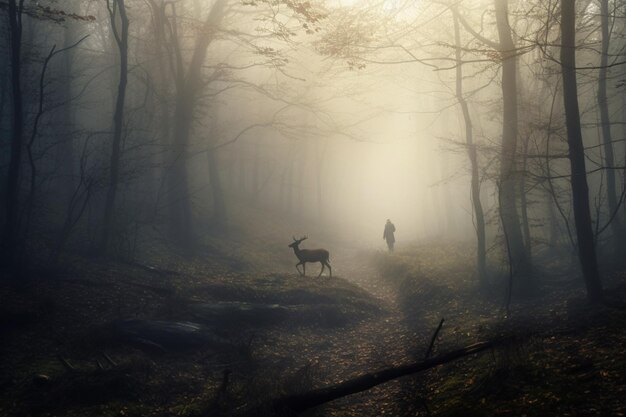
xmin=288 ymin=236 xmax=332 ymax=278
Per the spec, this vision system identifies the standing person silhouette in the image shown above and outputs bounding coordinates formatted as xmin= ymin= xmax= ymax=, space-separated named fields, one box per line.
xmin=383 ymin=219 xmax=396 ymax=252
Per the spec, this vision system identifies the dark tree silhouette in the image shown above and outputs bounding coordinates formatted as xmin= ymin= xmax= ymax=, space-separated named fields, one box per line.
xmin=452 ymin=12 xmax=487 ymax=285
xmin=454 ymin=0 xmax=532 ymax=288
xmin=494 ymin=0 xmax=532 ymax=284
xmin=101 ymin=0 xmax=130 ymax=253
xmin=2 ymin=0 xmax=25 ymax=269
xmin=166 ymin=0 xmax=228 ymax=245
xmin=597 ymin=0 xmax=623 ymax=253
xmin=560 ymin=0 xmax=603 ymax=303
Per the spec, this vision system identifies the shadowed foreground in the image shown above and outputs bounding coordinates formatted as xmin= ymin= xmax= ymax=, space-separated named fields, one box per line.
xmin=1 ymin=242 xmax=625 ymax=417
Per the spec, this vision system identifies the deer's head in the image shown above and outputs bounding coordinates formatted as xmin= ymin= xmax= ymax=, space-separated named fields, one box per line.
xmin=288 ymin=235 xmax=307 ymax=248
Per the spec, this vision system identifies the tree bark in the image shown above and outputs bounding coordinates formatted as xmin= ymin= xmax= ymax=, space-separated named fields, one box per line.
xmin=494 ymin=0 xmax=532 ymax=286
xmin=520 ymin=135 xmax=532 ymax=256
xmin=2 ymin=0 xmax=25 ymax=268
xmin=147 ymin=0 xmax=172 ymax=219
xmin=0 ymin=60 xmax=6 ymax=130
xmin=597 ymin=0 xmax=623 ymax=251
xmin=453 ymin=13 xmax=487 ymax=285
xmin=560 ymin=0 xmax=603 ymax=303
xmin=56 ymin=22 xmax=76 ymax=202
xmin=101 ymin=0 xmax=130 ymax=254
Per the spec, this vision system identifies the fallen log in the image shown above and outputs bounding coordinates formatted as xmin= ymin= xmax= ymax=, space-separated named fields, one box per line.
xmin=273 ymin=339 xmax=500 ymax=413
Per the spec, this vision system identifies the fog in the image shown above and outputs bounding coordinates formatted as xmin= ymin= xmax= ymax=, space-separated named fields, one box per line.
xmin=1 ymin=0 xmax=624 ymax=272
xmin=2 ymin=0 xmax=625 ymax=266
xmin=2 ymin=0 xmax=626 ymax=415
xmin=159 ymin=7 xmax=485 ymax=246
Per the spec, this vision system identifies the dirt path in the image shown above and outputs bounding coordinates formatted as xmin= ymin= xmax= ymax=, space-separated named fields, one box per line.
xmin=291 ymin=249 xmax=433 ymax=417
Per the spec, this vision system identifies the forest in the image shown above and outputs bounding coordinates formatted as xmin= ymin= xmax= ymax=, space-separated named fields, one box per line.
xmin=1 ymin=0 xmax=625 ymax=415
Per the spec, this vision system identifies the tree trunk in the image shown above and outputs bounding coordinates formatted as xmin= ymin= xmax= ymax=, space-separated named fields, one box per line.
xmin=238 ymin=150 xmax=246 ymax=195
xmin=316 ymin=139 xmax=327 ymax=223
xmin=0 ymin=61 xmax=6 ymax=130
xmin=547 ymin=187 xmax=559 ymax=247
xmin=286 ymin=160 xmax=293 ymax=215
xmin=207 ymin=149 xmax=227 ymax=226
xmin=168 ymin=92 xmax=194 ymax=244
xmin=56 ymin=22 xmax=76 ymax=203
xmin=226 ymin=150 xmax=235 ymax=194
xmin=520 ymin=135 xmax=532 ymax=256
xmin=495 ymin=0 xmax=532 ymax=285
xmin=297 ymin=142 xmax=306 ymax=215
xmin=560 ymin=0 xmax=603 ymax=303
xmin=597 ymin=0 xmax=623 ymax=251
xmin=453 ymin=13 xmax=487 ymax=284
xmin=101 ymin=0 xmax=130 ymax=254
xmin=2 ymin=0 xmax=24 ymax=268
xmin=251 ymin=139 xmax=260 ymax=204
xmin=167 ymin=0 xmax=227 ymax=245
xmin=147 ymin=0 xmax=172 ymax=220
xmin=278 ymin=161 xmax=286 ymax=212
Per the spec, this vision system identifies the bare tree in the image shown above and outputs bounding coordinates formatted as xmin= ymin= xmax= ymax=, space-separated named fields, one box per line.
xmin=100 ymin=0 xmax=130 ymax=253
xmin=453 ymin=0 xmax=532 ymax=288
xmin=597 ymin=0 xmax=623 ymax=253
xmin=452 ymin=12 xmax=487 ymax=285
xmin=2 ymin=0 xmax=25 ymax=269
xmin=560 ymin=0 xmax=603 ymax=303
xmin=493 ymin=0 xmax=532 ymax=283
xmin=163 ymin=0 xmax=228 ymax=245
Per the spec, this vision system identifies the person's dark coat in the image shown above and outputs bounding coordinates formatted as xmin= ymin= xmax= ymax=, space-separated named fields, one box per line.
xmin=383 ymin=221 xmax=396 ymax=244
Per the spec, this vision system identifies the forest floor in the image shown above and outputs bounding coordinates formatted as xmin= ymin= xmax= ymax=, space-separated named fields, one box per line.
xmin=1 ymin=237 xmax=625 ymax=417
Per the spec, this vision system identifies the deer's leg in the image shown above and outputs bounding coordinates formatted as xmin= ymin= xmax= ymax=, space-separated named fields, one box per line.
xmin=296 ymin=262 xmax=303 ymax=276
xmin=302 ymin=262 xmax=306 ymax=276
xmin=318 ymin=261 xmax=325 ymax=277
xmin=324 ymin=260 xmax=332 ymax=277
